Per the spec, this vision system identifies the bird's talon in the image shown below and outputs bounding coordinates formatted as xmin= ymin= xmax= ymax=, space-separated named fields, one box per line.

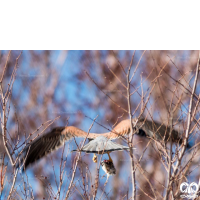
xmin=93 ymin=154 xmax=97 ymax=163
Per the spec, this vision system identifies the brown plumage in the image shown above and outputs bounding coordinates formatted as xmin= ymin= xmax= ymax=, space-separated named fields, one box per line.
xmin=18 ymin=117 xmax=190 ymax=170
xmin=136 ymin=118 xmax=189 ymax=147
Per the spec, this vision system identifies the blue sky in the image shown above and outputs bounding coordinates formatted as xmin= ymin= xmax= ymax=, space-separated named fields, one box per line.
xmin=2 ymin=50 xmax=199 ymax=199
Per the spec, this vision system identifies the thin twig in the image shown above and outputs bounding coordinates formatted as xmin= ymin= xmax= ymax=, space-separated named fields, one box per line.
xmin=85 ymin=71 xmax=128 ymax=113
xmin=127 ymin=53 xmax=136 ymax=200
xmin=7 ymin=168 xmax=19 ymax=200
xmin=65 ymin=116 xmax=98 ymax=199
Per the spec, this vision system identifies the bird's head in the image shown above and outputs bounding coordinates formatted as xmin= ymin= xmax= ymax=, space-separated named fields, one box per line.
xmin=101 ymin=159 xmax=112 ymax=166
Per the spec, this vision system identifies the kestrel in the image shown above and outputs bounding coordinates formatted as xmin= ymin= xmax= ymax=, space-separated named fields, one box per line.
xmin=17 ymin=117 xmax=190 ymax=170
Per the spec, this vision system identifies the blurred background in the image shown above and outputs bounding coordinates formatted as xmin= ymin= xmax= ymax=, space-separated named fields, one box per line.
xmin=0 ymin=50 xmax=200 ymax=199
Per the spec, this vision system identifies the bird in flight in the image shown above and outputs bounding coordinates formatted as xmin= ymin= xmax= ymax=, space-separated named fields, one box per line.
xmin=18 ymin=117 xmax=190 ymax=171
xmin=72 ymin=136 xmax=130 ymax=181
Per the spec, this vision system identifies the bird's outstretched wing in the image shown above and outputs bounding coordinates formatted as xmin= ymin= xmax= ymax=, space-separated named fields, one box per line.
xmin=105 ymin=118 xmax=191 ymax=148
xmin=18 ymin=126 xmax=98 ymax=170
xmin=136 ymin=118 xmax=191 ymax=148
